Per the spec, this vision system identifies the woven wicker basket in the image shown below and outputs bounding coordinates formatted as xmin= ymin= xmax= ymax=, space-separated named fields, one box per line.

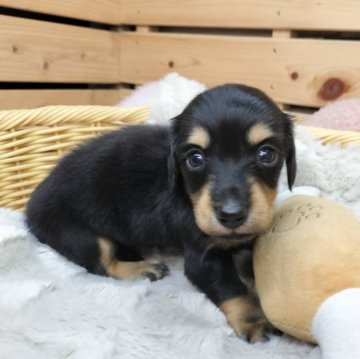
xmin=305 ymin=126 xmax=360 ymax=145
xmin=0 ymin=105 xmax=149 ymax=211
xmin=0 ymin=106 xmax=359 ymax=211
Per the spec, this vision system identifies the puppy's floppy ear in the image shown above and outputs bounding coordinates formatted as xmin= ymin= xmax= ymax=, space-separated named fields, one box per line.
xmin=168 ymin=117 xmax=180 ymax=191
xmin=284 ymin=114 xmax=297 ymax=190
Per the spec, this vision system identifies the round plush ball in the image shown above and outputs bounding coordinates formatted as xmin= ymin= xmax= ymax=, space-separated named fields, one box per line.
xmin=254 ymin=195 xmax=360 ymax=343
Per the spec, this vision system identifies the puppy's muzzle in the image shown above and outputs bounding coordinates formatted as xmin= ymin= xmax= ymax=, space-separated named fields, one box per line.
xmin=215 ymin=199 xmax=249 ymax=229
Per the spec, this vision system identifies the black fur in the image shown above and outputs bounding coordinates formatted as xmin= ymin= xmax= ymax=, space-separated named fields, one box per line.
xmin=26 ymin=84 xmax=296 ymax=309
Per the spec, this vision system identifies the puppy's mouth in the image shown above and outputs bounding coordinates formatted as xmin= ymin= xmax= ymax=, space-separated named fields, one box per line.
xmin=215 ymin=232 xmax=257 ymax=242
xmin=206 ymin=231 xmax=257 ymax=250
xmin=200 ymin=215 xmax=268 ymax=244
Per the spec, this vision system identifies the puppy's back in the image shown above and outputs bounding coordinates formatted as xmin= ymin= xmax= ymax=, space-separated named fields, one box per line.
xmin=26 ymin=124 xmax=171 ymax=243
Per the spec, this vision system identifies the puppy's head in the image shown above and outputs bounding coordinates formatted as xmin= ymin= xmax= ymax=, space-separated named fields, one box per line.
xmin=170 ymin=84 xmax=296 ymax=246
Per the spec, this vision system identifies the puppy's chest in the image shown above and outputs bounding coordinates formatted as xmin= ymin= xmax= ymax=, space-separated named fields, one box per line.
xmin=126 ymin=202 xmax=196 ymax=248
xmin=127 ymin=215 xmax=182 ymax=248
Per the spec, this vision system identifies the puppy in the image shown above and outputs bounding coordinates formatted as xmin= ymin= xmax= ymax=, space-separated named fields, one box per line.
xmin=26 ymin=84 xmax=296 ymax=341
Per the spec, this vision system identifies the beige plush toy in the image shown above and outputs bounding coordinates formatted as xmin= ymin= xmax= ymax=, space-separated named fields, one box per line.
xmin=254 ymin=195 xmax=360 ymax=358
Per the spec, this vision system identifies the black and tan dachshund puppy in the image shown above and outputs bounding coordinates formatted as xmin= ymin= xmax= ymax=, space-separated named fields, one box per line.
xmin=26 ymin=84 xmax=296 ymax=341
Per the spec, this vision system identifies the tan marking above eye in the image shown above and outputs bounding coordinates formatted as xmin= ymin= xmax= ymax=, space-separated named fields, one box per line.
xmin=247 ymin=123 xmax=273 ymax=145
xmin=186 ymin=126 xmax=210 ymax=149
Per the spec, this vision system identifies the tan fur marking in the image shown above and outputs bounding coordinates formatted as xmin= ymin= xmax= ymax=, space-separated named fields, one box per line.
xmin=220 ymin=296 xmax=272 ymax=342
xmin=189 ymin=174 xmax=277 ymax=241
xmin=190 ymin=181 xmax=231 ymax=237
xmin=98 ymin=238 xmax=166 ymax=280
xmin=247 ymin=123 xmax=273 ymax=145
xmin=249 ymin=182 xmax=276 ymax=231
xmin=233 ymin=181 xmax=276 ymax=236
xmin=187 ymin=126 xmax=210 ymax=149
xmin=189 ymin=179 xmax=276 ymax=239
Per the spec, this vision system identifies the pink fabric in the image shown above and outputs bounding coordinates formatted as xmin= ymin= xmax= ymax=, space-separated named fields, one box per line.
xmin=305 ymin=99 xmax=360 ymax=131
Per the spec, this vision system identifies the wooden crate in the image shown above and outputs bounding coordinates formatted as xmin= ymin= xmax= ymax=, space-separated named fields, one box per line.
xmin=1 ymin=0 xmax=360 ymax=120
xmin=118 ymin=0 xmax=360 ymax=120
xmin=0 ymin=1 xmax=124 ymax=109
xmin=0 ymin=0 xmax=123 ymax=24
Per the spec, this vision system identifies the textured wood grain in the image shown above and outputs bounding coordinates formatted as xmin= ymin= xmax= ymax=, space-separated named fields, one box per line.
xmin=0 ymin=15 xmax=121 ymax=83
xmin=0 ymin=0 xmax=122 ymax=24
xmin=120 ymin=32 xmax=360 ymax=107
xmin=121 ymin=0 xmax=360 ymax=31
xmin=0 ymin=89 xmax=127 ymax=110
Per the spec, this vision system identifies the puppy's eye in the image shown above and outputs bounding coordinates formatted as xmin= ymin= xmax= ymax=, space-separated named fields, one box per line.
xmin=186 ymin=152 xmax=205 ymax=170
xmin=257 ymin=146 xmax=278 ymax=165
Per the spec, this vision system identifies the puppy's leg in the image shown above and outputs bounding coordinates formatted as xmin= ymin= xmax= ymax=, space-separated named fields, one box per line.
xmin=28 ymin=212 xmax=168 ymax=280
xmin=233 ymin=249 xmax=281 ymax=339
xmin=184 ymin=246 xmax=272 ymax=342
xmin=28 ymin=212 xmax=106 ymax=274
xmin=219 ymin=295 xmax=277 ymax=342
xmin=98 ymin=238 xmax=169 ymax=281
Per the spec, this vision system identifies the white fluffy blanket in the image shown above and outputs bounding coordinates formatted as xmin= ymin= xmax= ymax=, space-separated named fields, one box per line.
xmin=1 ymin=74 xmax=359 ymax=358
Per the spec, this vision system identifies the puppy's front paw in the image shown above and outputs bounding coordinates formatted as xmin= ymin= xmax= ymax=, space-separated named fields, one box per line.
xmin=142 ymin=260 xmax=169 ymax=281
xmin=234 ymin=312 xmax=277 ymax=343
xmin=220 ymin=296 xmax=276 ymax=343
xmin=103 ymin=258 xmax=169 ymax=281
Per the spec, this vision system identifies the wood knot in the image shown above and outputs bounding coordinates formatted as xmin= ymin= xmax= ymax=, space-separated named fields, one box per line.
xmin=290 ymin=72 xmax=299 ymax=80
xmin=318 ymin=78 xmax=347 ymax=101
xmin=43 ymin=60 xmax=50 ymax=70
xmin=168 ymin=60 xmax=174 ymax=68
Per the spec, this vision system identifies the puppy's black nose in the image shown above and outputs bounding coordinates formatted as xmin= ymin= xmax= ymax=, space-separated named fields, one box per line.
xmin=216 ymin=200 xmax=248 ymax=229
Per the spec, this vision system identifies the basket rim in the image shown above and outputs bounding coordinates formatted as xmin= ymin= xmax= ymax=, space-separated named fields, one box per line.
xmin=303 ymin=125 xmax=360 ymax=145
xmin=0 ymin=105 xmax=149 ymax=131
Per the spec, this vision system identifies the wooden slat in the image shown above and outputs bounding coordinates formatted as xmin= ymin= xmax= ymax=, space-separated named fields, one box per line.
xmin=120 ymin=32 xmax=360 ymax=108
xmin=0 ymin=15 xmax=120 ymax=83
xmin=121 ymin=0 xmax=360 ymax=31
xmin=285 ymin=110 xmax=311 ymax=124
xmin=117 ymin=88 xmax=134 ymax=99
xmin=0 ymin=0 xmax=122 ymax=24
xmin=6 ymin=0 xmax=359 ymax=31
xmin=0 ymin=89 xmax=125 ymax=110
